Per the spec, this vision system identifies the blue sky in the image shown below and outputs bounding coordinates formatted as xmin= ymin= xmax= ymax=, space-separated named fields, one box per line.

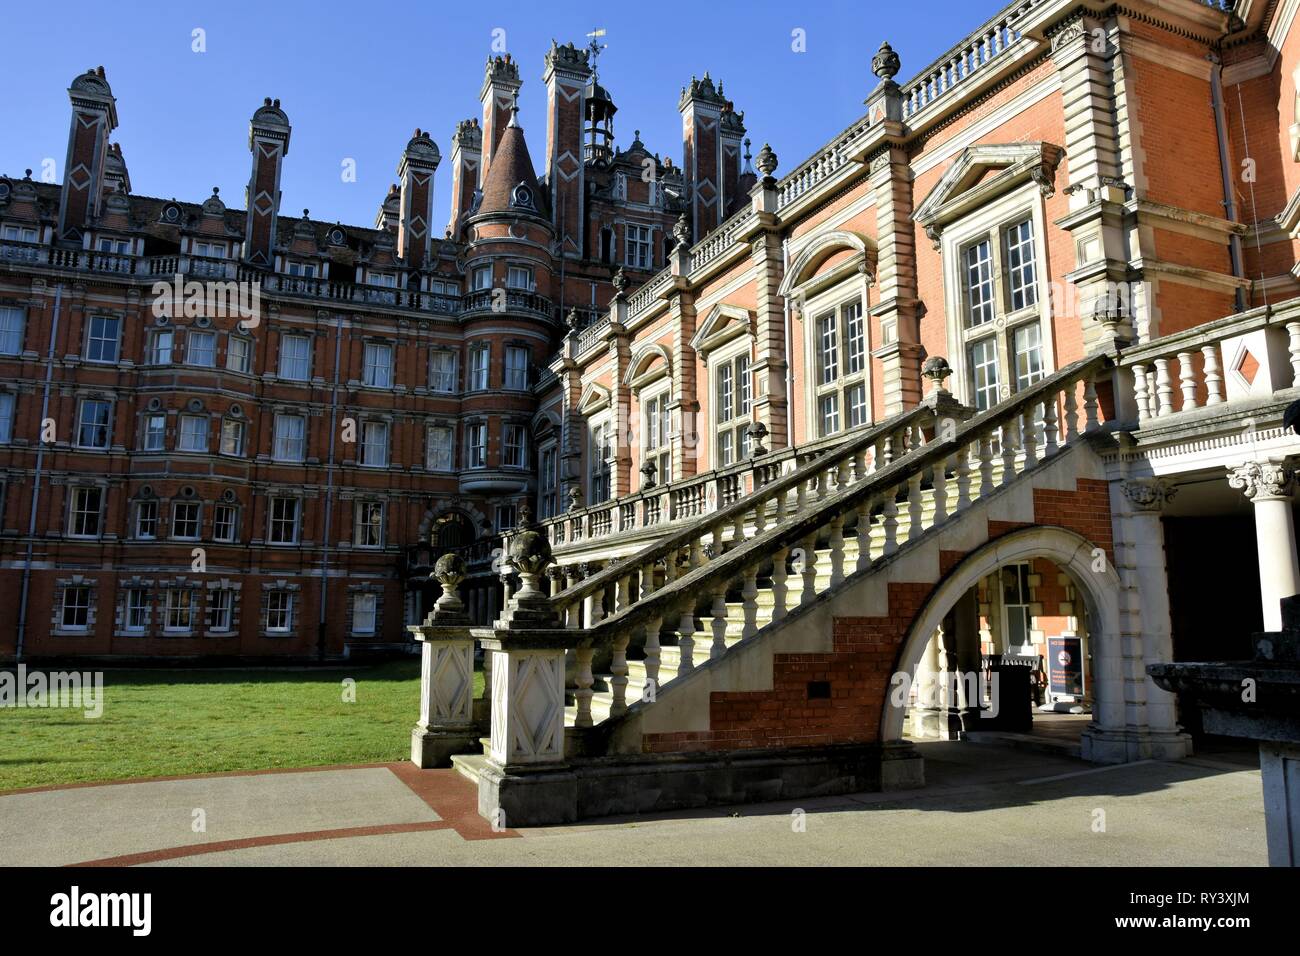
xmin=1 ymin=0 xmax=998 ymax=232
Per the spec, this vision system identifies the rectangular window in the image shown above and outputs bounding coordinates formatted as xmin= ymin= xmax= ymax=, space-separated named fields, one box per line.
xmin=97 ymin=237 xmax=130 ymax=254
xmin=368 ymin=271 xmax=396 ymax=288
xmin=430 ymin=350 xmax=457 ymax=392
xmin=540 ymin=445 xmax=558 ymax=518
xmin=273 ymin=414 xmax=306 ymax=462
xmin=0 ymin=306 xmax=24 ymax=355
xmin=0 ymin=393 xmax=13 ymax=444
xmin=286 ymin=260 xmax=316 ymax=278
xmin=278 ymin=334 xmax=310 ymax=381
xmin=504 ymin=346 xmax=529 ymax=390
xmin=625 ymin=225 xmax=652 ymax=269
xmin=268 ymin=497 xmax=300 ymax=544
xmin=1004 ymin=218 xmax=1038 ymax=313
xmin=589 ymin=421 xmax=610 ymax=503
xmin=718 ymin=429 xmax=735 ymax=468
xmin=227 ymin=336 xmax=252 ymax=374
xmin=61 ymin=587 xmax=91 ymax=630
xmin=495 ymin=505 xmax=517 ymax=532
xmin=426 ymin=425 xmax=453 ymax=471
xmin=506 ymin=265 xmax=534 ymax=290
xmin=472 ymin=265 xmax=493 ymax=291
xmin=469 ymin=345 xmax=489 ymax=390
xmin=192 ymin=240 xmax=226 ymax=259
xmin=177 ymin=415 xmax=208 ymax=452
xmin=186 ymin=330 xmax=216 ymax=367
xmin=847 ymin=382 xmax=868 ymax=428
xmin=149 ymin=329 xmax=174 ymax=365
xmin=267 ymin=591 xmax=293 ymax=632
xmin=963 ymin=239 xmax=995 ymax=328
xmin=352 ymin=593 xmax=376 ymax=635
xmin=467 ymin=423 xmax=487 ymax=469
xmin=220 ymin=418 xmax=245 ymax=457
xmin=2 ymin=225 xmax=38 ymax=243
xmin=77 ymin=400 xmax=112 ymax=449
xmin=85 ymin=315 xmax=121 ymax=363
xmin=172 ymin=501 xmax=201 ymax=540
xmin=210 ymin=589 xmax=234 ymax=631
xmin=844 ymin=302 xmax=865 ymax=376
xmin=1013 ymin=323 xmax=1044 ymax=390
xmin=737 ymin=354 xmax=752 ymax=416
xmin=504 ymin=423 xmax=527 ymax=468
xmin=359 ymin=421 xmax=389 ymax=467
xmin=716 ymin=363 xmax=733 ymax=424
xmin=355 ymin=501 xmax=384 ymax=548
xmin=70 ymin=486 xmax=102 ymax=537
xmin=125 ymin=589 xmax=148 ymax=632
xmin=213 ymin=504 xmax=237 ymax=542
xmin=135 ymin=500 xmax=158 ymax=539
xmin=969 ymin=337 xmax=1000 ymax=412
xmin=164 ymin=589 xmax=194 ymax=632
xmin=819 ymin=393 xmax=840 ymax=436
xmin=362 ymin=342 xmax=393 ymax=388
xmin=817 ymin=313 xmax=839 ymax=385
xmin=143 ymin=413 xmax=165 ymax=452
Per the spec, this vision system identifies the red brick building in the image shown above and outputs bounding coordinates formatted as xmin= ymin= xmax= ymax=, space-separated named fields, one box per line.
xmin=0 ymin=44 xmax=752 ymax=661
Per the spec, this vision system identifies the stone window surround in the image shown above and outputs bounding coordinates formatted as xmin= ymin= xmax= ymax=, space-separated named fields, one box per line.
xmin=156 ymin=576 xmax=203 ymax=637
xmin=114 ymin=576 xmax=155 ymax=637
xmin=260 ymin=580 xmax=302 ymax=638
xmin=52 ymin=575 xmax=99 ymax=636
xmin=800 ymin=280 xmax=871 ymax=441
xmin=346 ymin=583 xmax=384 ymax=638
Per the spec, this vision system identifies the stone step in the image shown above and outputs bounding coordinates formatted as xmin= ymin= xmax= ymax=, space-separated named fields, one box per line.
xmin=451 ymin=751 xmax=490 ymax=785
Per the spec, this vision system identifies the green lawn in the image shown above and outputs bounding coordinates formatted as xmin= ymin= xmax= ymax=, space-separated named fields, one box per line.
xmin=0 ymin=661 xmax=484 ymax=792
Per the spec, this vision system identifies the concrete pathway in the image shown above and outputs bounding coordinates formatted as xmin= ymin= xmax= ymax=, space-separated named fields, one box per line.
xmin=0 ymin=740 xmax=1267 ymax=866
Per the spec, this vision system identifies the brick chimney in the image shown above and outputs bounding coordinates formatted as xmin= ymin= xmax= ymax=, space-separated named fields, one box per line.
xmin=397 ymin=128 xmax=441 ymax=270
xmin=719 ymin=93 xmax=747 ymax=218
xmin=543 ymin=40 xmax=592 ymax=258
xmin=447 ymin=118 xmax=482 ymax=237
xmin=679 ymin=73 xmax=728 ymax=239
xmin=480 ymin=54 xmax=521 ymax=186
xmin=58 ymin=66 xmax=118 ymax=241
xmin=243 ymin=97 xmax=291 ymax=268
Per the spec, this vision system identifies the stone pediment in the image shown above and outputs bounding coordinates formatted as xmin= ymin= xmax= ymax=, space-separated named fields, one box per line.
xmin=914 ymin=142 xmax=1065 ymax=244
xmin=690 ymin=302 xmax=754 ymax=357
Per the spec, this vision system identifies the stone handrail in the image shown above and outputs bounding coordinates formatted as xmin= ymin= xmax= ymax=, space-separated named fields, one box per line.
xmin=1117 ymin=301 xmax=1300 ymax=423
xmin=553 ymin=353 xmax=1108 ymax=725
xmin=547 ymin=400 xmax=943 ymax=617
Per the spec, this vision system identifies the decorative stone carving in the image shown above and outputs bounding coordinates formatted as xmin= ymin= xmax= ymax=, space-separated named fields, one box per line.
xmin=925 ymin=223 xmax=943 ymax=251
xmin=921 ymin=355 xmax=953 ymax=394
xmin=673 ymin=213 xmax=690 ymax=245
xmin=431 ymin=553 xmax=468 ymax=616
xmin=755 ymin=142 xmax=778 ymax=179
xmin=1029 ymin=164 xmax=1055 ymax=198
xmin=611 ymin=267 xmax=628 ymax=297
xmin=1229 ymin=462 xmax=1296 ymax=502
xmin=1121 ymin=478 xmax=1178 ymax=513
xmin=640 ymin=460 xmax=658 ymax=488
xmin=871 ymin=41 xmax=901 ymax=83
xmin=749 ymin=420 xmax=769 ymax=457
xmin=568 ymin=485 xmax=584 ymax=512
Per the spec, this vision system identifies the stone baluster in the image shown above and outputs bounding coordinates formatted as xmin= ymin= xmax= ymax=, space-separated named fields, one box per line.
xmin=1153 ymin=358 xmax=1174 ymax=416
xmin=617 ymin=575 xmax=633 ymax=613
xmin=855 ymin=500 xmax=875 ymax=572
xmin=1203 ymin=343 xmax=1225 ymax=405
xmin=642 ymin=616 xmax=662 ymax=699
xmin=907 ymin=472 xmax=924 ymax=541
xmin=1063 ymin=386 xmax=1080 ymax=442
xmin=1132 ymin=363 xmax=1151 ymax=423
xmin=573 ymin=646 xmax=595 ymax=728
xmin=1021 ymin=408 xmax=1038 ymax=468
xmin=639 ymin=562 xmax=656 ymax=600
xmin=977 ymin=434 xmax=996 ymax=498
xmin=955 ymin=443 xmax=973 ymax=511
xmin=1177 ymin=351 xmax=1198 ymax=411
xmin=677 ymin=601 xmax=696 ymax=676
xmin=799 ymin=532 xmax=819 ymax=604
xmin=753 ymin=491 xmax=767 ymax=534
xmin=771 ymin=546 xmax=790 ymax=622
xmin=608 ymin=631 xmax=630 ymax=719
xmin=932 ymin=460 xmax=949 ymax=525
xmin=1000 ymin=423 xmax=1017 ymax=486
xmin=709 ymin=585 xmax=729 ymax=659
xmin=853 ymin=448 xmax=869 ymax=482
xmin=882 ymin=494 xmax=900 ymax=556
xmin=1286 ymin=321 xmax=1300 ymax=388
xmin=828 ymin=514 xmax=846 ymax=587
xmin=1042 ymin=397 xmax=1059 ymax=457
xmin=741 ymin=567 xmax=760 ymax=639
xmin=1084 ymin=376 xmax=1100 ymax=431
xmin=873 ymin=436 xmax=887 ymax=473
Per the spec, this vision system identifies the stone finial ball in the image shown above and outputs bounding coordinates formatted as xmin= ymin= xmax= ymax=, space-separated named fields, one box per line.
xmin=509 ymin=525 xmax=554 ymax=576
xmin=433 ymin=552 xmax=467 ymax=586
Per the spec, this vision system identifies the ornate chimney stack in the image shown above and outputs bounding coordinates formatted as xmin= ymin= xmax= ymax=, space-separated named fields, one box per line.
xmin=58 ymin=66 xmax=118 ymax=241
xmin=480 ymin=53 xmax=522 ymax=186
xmin=446 ymin=118 xmax=482 ymax=237
xmin=397 ymin=128 xmax=441 ymax=271
xmin=679 ymin=72 xmax=729 ymax=240
xmin=243 ymin=97 xmax=291 ymax=268
xmin=543 ymin=40 xmax=593 ymax=259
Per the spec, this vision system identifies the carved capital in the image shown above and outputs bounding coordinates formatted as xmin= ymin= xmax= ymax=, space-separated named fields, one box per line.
xmin=1229 ymin=461 xmax=1295 ymax=502
xmin=1121 ymin=478 xmax=1178 ymax=513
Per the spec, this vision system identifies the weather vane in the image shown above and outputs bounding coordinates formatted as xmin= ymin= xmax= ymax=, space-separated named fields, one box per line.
xmin=585 ymin=28 xmax=607 ymax=78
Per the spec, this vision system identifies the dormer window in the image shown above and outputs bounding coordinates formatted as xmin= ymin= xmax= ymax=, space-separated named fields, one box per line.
xmin=2 ymin=224 xmax=38 ymax=244
xmin=510 ymin=183 xmax=536 ymax=210
xmin=192 ymin=240 xmax=225 ymax=259
xmin=96 ymin=237 xmax=130 ymax=254
xmin=286 ymin=260 xmax=317 ymax=278
xmin=368 ymin=271 xmax=397 ymax=288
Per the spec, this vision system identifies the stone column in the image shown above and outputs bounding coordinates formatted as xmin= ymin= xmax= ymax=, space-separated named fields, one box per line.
xmin=1229 ymin=460 xmax=1300 ymax=632
xmin=410 ymin=554 xmax=481 ymax=768
xmin=1082 ymin=474 xmax=1190 ymax=762
xmin=867 ymin=144 xmax=923 ymax=413
xmin=747 ymin=164 xmax=789 ymax=451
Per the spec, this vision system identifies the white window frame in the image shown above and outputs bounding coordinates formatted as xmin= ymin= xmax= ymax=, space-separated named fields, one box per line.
xmin=503 ymin=423 xmax=527 ymax=469
xmin=125 ymin=589 xmax=148 ymax=633
xmin=266 ymin=591 xmax=293 ymax=633
xmin=163 ymin=588 xmax=196 ymax=633
xmin=210 ymin=589 xmax=235 ymax=631
xmin=272 ymin=413 xmax=306 ymax=462
xmin=177 ymin=414 xmax=209 ymax=453
xmin=587 ymin=414 xmax=612 ymax=505
xmin=625 ymin=223 xmax=652 ymax=269
xmin=429 ymin=349 xmax=457 ymax=393
xmin=711 ymin=339 xmax=753 ymax=467
xmin=0 ymin=306 xmax=24 ymax=355
xmin=0 ymin=392 xmax=14 ymax=444
xmin=61 ymin=586 xmax=91 ymax=631
xmin=220 ymin=418 xmax=245 ymax=457
xmin=468 ymin=344 xmax=490 ymax=391
xmin=359 ymin=420 xmax=390 ymax=468
xmin=148 ymin=328 xmax=174 ymax=365
xmin=135 ymin=499 xmax=158 ymax=540
xmin=278 ymin=333 xmax=311 ymax=381
xmin=426 ymin=424 xmax=454 ymax=471
xmin=213 ymin=503 xmax=238 ymax=542
xmin=504 ymin=346 xmax=529 ymax=391
xmin=354 ymin=501 xmax=385 ymax=548
xmin=76 ymin=399 xmax=112 ymax=450
xmin=171 ymin=500 xmax=202 ymax=540
xmin=69 ymin=486 xmax=103 ymax=538
xmin=362 ymin=341 xmax=394 ymax=388
xmin=642 ymin=385 xmax=672 ymax=489
xmin=185 ymin=329 xmax=216 ymax=368
xmin=268 ymin=496 xmax=301 ymax=545
xmin=85 ymin=315 xmax=121 ymax=364
xmin=466 ymin=421 xmax=487 ymax=469
xmin=351 ymin=593 xmax=377 ymax=635
xmin=539 ymin=441 xmax=560 ymax=518
xmin=226 ymin=335 xmax=253 ymax=374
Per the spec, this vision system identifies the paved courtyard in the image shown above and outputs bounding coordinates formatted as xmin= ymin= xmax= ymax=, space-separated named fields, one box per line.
xmin=0 ymin=740 xmax=1266 ymax=866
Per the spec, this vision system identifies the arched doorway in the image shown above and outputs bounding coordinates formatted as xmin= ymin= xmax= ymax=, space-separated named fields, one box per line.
xmin=883 ymin=526 xmax=1124 ymax=755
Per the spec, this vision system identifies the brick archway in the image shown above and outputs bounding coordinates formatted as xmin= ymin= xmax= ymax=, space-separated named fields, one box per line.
xmin=880 ymin=525 xmax=1123 ymax=743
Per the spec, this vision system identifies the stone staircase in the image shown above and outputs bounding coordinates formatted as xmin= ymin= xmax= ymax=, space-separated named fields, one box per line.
xmin=451 ymin=355 xmax=1111 ymax=787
